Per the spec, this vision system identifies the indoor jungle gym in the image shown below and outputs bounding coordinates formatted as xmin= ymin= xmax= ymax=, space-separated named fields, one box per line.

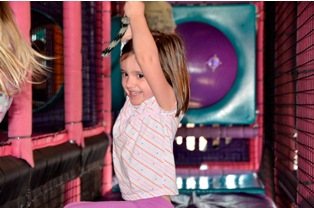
xmin=0 ymin=1 xmax=313 ymax=208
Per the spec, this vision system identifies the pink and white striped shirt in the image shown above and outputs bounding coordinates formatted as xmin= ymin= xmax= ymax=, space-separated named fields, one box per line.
xmin=112 ymin=96 xmax=182 ymax=201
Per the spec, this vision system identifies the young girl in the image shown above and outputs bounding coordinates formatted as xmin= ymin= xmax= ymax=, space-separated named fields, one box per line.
xmin=65 ymin=1 xmax=190 ymax=208
xmin=0 ymin=2 xmax=49 ymax=122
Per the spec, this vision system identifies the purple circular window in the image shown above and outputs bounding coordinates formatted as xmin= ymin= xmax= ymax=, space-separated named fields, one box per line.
xmin=176 ymin=21 xmax=238 ymax=108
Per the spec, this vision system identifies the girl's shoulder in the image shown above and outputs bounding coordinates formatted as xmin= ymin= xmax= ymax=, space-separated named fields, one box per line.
xmin=140 ymin=96 xmax=178 ymax=118
xmin=123 ymin=96 xmax=180 ymax=118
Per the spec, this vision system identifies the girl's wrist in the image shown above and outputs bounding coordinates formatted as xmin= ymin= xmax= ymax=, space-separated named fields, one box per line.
xmin=127 ymin=13 xmax=145 ymax=23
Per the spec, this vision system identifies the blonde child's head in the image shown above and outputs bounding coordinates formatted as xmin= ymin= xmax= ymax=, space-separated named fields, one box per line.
xmin=121 ymin=31 xmax=190 ymax=116
xmin=0 ymin=2 xmax=50 ymax=96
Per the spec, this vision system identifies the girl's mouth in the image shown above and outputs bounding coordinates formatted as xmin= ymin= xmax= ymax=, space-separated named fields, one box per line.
xmin=130 ymin=91 xmax=140 ymax=95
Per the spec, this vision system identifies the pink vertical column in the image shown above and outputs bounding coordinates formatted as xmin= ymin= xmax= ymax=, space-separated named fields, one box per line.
xmin=101 ymin=2 xmax=112 ymax=143
xmin=8 ymin=2 xmax=34 ymax=168
xmin=63 ymin=2 xmax=83 ymax=147
xmin=63 ymin=2 xmax=82 ymax=204
xmin=256 ymin=1 xmax=265 ymax=171
xmin=102 ymin=1 xmax=113 ymax=196
xmin=96 ymin=1 xmax=113 ymax=195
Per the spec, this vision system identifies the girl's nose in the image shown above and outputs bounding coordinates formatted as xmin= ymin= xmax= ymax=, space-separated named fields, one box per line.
xmin=126 ymin=76 xmax=135 ymax=88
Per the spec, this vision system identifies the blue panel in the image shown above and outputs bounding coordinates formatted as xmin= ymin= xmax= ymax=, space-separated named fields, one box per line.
xmin=111 ymin=172 xmax=266 ymax=195
xmin=173 ymin=4 xmax=256 ymax=125
xmin=176 ymin=172 xmax=265 ymax=195
xmin=111 ymin=17 xmax=125 ymax=112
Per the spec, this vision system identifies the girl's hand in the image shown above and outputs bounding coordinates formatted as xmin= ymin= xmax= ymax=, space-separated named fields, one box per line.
xmin=123 ymin=1 xmax=145 ymax=19
xmin=121 ymin=2 xmax=144 ymax=44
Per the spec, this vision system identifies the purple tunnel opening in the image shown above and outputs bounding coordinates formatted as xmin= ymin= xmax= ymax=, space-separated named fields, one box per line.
xmin=176 ymin=21 xmax=238 ymax=108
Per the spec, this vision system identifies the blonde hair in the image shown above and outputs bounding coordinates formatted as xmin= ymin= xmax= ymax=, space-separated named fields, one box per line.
xmin=0 ymin=2 xmax=50 ymax=96
xmin=121 ymin=31 xmax=190 ymax=116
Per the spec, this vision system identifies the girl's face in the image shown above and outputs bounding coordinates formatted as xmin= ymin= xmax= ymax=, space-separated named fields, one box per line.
xmin=120 ymin=53 xmax=154 ymax=106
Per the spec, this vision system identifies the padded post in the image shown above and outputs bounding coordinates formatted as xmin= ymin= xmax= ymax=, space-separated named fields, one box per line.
xmin=63 ymin=2 xmax=84 ymax=147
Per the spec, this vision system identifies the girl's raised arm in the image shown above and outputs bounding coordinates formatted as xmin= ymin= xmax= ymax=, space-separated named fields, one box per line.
xmin=123 ymin=1 xmax=176 ymax=111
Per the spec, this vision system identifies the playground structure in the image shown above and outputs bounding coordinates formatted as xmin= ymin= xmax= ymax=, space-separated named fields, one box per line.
xmin=0 ymin=1 xmax=313 ymax=208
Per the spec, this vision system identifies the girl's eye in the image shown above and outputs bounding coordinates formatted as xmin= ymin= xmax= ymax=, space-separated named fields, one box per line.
xmin=121 ymin=72 xmax=128 ymax=77
xmin=137 ymin=74 xmax=144 ymax=78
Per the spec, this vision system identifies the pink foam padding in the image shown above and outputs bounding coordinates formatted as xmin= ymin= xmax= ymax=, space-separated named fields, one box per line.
xmin=10 ymin=138 xmax=34 ymax=167
xmin=32 ymin=130 xmax=68 ymax=150
xmin=102 ymin=77 xmax=112 ymax=133
xmin=101 ymin=2 xmax=111 ymax=77
xmin=28 ymin=126 xmax=106 ymax=152
xmin=65 ymin=178 xmax=81 ymax=204
xmin=0 ymin=145 xmax=11 ymax=156
xmin=8 ymin=2 xmax=34 ymax=168
xmin=95 ymin=1 xmax=111 ymax=134
xmin=82 ymin=125 xmax=106 ymax=138
xmin=255 ymin=1 xmax=265 ymax=171
xmin=63 ymin=3 xmax=83 ymax=204
xmin=99 ymin=1 xmax=111 ymax=129
xmin=96 ymin=1 xmax=112 ymax=196
xmin=102 ymin=144 xmax=113 ymax=195
xmin=63 ymin=2 xmax=84 ymax=147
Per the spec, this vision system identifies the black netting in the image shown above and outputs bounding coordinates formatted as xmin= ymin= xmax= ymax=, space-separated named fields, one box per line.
xmin=264 ymin=2 xmax=314 ymax=207
xmin=31 ymin=1 xmax=65 ymax=134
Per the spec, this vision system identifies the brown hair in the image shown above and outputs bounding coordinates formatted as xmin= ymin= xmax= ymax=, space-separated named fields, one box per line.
xmin=0 ymin=2 xmax=50 ymax=95
xmin=121 ymin=31 xmax=190 ymax=116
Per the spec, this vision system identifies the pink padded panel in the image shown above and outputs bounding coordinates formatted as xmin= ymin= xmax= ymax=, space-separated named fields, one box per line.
xmin=63 ymin=2 xmax=83 ymax=147
xmin=8 ymin=2 xmax=34 ymax=167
